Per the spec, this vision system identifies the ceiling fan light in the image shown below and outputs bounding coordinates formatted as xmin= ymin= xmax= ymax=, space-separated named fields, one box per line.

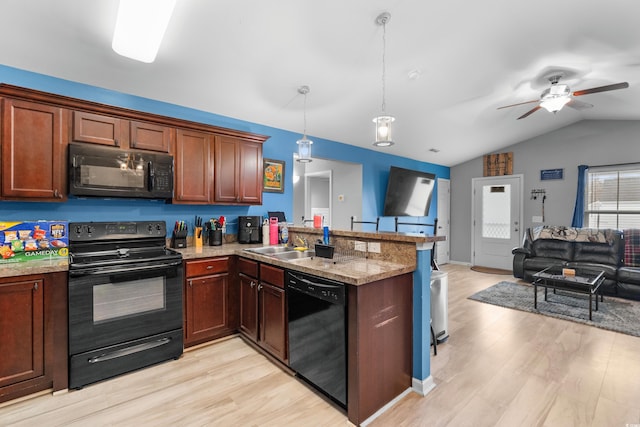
xmin=112 ymin=0 xmax=176 ymax=63
xmin=540 ymin=96 xmax=571 ymax=113
xmin=373 ymin=115 xmax=395 ymax=147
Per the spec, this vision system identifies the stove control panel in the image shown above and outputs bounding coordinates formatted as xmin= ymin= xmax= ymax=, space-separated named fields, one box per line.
xmin=69 ymin=221 xmax=167 ymax=242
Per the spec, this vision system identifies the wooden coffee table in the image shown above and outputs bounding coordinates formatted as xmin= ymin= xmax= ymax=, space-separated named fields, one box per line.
xmin=532 ymin=266 xmax=605 ymax=320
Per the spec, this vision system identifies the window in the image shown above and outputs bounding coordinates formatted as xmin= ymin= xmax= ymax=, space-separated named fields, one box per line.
xmin=585 ymin=164 xmax=640 ymax=229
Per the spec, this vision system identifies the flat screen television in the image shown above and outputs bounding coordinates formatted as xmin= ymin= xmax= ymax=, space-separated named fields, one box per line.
xmin=383 ymin=166 xmax=436 ymax=217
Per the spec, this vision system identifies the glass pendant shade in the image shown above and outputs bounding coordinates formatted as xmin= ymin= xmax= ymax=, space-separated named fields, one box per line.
xmin=373 ymin=115 xmax=395 ymax=147
xmin=297 ymin=137 xmax=313 ymax=162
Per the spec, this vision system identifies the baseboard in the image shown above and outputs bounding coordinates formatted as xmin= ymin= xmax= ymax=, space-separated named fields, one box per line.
xmin=412 ymin=375 xmax=436 ymax=396
xmin=447 ymin=260 xmax=472 ymax=266
xmin=360 ymin=387 xmax=413 ymax=426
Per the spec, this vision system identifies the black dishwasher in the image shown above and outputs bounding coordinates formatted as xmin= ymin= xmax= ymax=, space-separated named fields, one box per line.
xmin=286 ymin=270 xmax=347 ymax=407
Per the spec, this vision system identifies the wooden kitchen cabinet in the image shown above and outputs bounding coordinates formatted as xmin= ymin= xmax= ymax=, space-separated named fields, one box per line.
xmin=173 ymin=128 xmax=212 ymax=203
xmin=0 ymin=272 xmax=68 ymax=404
xmin=73 ymin=111 xmax=172 ymax=153
xmin=130 ymin=120 xmax=172 ymax=153
xmin=238 ymin=259 xmax=287 ymax=362
xmin=72 ymin=110 xmax=126 ymax=147
xmin=184 ymin=257 xmax=237 ymax=347
xmin=1 ymin=98 xmax=67 ymax=201
xmin=213 ymin=135 xmax=262 ymax=204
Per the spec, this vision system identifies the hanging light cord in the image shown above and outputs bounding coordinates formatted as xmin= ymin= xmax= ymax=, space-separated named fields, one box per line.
xmin=303 ymin=90 xmax=308 ymax=139
xmin=381 ymin=18 xmax=387 ymax=113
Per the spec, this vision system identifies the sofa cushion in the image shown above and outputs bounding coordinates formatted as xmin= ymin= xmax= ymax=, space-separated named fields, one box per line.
xmin=523 ymin=257 xmax=567 ymax=272
xmin=573 ymin=242 xmax=621 ymax=266
xmin=531 ymin=239 xmax=574 ymax=260
xmin=618 ymin=266 xmax=640 ymax=285
xmin=623 ymin=229 xmax=640 ymax=267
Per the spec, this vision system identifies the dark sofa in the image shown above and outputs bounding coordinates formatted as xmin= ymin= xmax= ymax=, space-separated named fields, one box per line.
xmin=512 ymin=226 xmax=640 ymax=300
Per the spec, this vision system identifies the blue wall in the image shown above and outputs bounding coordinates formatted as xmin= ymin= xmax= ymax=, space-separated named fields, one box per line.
xmin=0 ymin=65 xmax=449 ymax=235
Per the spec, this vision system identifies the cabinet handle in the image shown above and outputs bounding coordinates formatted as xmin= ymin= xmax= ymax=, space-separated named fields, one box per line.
xmin=257 ymin=283 xmax=263 ymax=291
xmin=189 ymin=280 xmax=192 ymax=287
xmin=114 ymin=139 xmax=119 ymax=147
xmin=34 ymin=283 xmax=38 ymax=291
xmin=250 ymin=280 xmax=256 ymax=288
xmin=206 ymin=265 xmax=213 ymax=270
xmin=53 ymin=189 xmax=62 ymax=198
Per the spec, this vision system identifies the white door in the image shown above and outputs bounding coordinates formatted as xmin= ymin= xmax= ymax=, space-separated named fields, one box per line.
xmin=436 ymin=178 xmax=450 ymax=265
xmin=472 ymin=175 xmax=522 ymax=270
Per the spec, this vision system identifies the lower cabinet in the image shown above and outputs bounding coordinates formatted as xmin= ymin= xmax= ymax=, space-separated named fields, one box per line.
xmin=184 ymin=257 xmax=238 ymax=347
xmin=238 ymin=258 xmax=287 ymax=363
xmin=0 ymin=272 xmax=67 ymax=404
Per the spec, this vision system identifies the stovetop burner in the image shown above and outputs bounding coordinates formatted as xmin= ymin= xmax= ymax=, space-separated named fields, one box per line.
xmin=69 ymin=221 xmax=181 ymax=270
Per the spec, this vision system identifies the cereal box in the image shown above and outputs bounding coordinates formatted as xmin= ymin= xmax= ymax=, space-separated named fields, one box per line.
xmin=0 ymin=221 xmax=68 ymax=263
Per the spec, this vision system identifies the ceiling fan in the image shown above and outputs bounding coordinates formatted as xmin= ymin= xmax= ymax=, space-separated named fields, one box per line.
xmin=497 ymin=74 xmax=629 ymax=120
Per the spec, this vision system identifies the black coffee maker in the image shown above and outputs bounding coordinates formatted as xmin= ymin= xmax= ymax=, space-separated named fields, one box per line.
xmin=238 ymin=216 xmax=262 ymax=243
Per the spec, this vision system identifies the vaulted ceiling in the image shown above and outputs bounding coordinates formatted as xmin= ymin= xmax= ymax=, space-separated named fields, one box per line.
xmin=2 ymin=0 xmax=639 ymax=166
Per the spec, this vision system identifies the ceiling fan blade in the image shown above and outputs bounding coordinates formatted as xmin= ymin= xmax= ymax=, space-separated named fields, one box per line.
xmin=497 ymin=99 xmax=539 ymax=110
xmin=517 ymin=105 xmax=541 ymax=120
xmin=572 ymin=82 xmax=629 ymax=97
xmin=566 ymin=99 xmax=593 ymax=110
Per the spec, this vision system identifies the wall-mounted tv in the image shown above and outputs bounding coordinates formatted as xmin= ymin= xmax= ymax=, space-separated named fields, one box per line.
xmin=383 ymin=166 xmax=436 ymax=217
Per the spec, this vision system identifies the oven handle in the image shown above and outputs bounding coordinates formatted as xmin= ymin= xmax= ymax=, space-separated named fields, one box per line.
xmin=69 ymin=260 xmax=182 ymax=277
xmin=88 ymin=337 xmax=172 ymax=364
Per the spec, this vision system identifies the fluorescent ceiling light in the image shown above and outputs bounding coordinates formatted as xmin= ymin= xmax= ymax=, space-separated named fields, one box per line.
xmin=112 ymin=0 xmax=176 ymax=63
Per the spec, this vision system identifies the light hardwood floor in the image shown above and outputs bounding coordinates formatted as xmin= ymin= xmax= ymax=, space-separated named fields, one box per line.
xmin=2 ymin=264 xmax=640 ymax=426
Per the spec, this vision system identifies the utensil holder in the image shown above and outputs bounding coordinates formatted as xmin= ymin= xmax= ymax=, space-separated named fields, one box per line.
xmin=171 ymin=230 xmax=188 ymax=249
xmin=209 ymin=229 xmax=222 ymax=246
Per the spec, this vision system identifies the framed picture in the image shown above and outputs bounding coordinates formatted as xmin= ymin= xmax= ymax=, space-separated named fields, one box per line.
xmin=263 ymin=158 xmax=285 ymax=193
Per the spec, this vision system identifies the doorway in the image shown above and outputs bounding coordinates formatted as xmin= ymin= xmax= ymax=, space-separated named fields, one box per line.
xmin=305 ymin=170 xmax=332 ymax=227
xmin=471 ymin=175 xmax=523 ymax=270
xmin=436 ymin=178 xmax=450 ymax=265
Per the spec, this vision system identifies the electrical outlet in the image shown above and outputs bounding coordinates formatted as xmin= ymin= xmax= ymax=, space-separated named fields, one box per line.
xmin=532 ymin=216 xmax=544 ymax=223
xmin=354 ymin=241 xmax=367 ymax=252
xmin=368 ymin=242 xmax=381 ymax=253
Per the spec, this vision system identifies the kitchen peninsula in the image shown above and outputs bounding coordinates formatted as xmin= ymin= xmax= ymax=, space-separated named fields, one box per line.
xmin=1 ymin=228 xmax=442 ymax=426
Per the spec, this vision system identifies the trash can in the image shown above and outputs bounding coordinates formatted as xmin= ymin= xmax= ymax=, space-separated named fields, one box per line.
xmin=430 ymin=270 xmax=449 ymax=343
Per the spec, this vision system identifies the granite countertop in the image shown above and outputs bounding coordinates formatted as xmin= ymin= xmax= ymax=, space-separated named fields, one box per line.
xmin=0 ymin=259 xmax=69 ymax=278
xmin=1 ymin=242 xmax=416 ymax=285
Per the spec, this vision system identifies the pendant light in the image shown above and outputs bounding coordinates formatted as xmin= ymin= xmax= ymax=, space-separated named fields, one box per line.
xmin=373 ymin=12 xmax=395 ymax=147
xmin=296 ymin=85 xmax=313 ymax=163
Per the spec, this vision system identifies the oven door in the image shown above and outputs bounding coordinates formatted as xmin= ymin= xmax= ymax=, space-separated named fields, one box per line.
xmin=68 ymin=259 xmax=183 ymax=355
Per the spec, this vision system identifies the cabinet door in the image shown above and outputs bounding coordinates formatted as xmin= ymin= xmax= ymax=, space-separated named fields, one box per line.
xmin=174 ymin=129 xmax=212 ymax=203
xmin=213 ymin=135 xmax=240 ymax=203
xmin=259 ymin=282 xmax=287 ymax=362
xmin=185 ymin=273 xmax=229 ymax=346
xmin=130 ymin=120 xmax=172 ymax=153
xmin=1 ymin=98 xmax=66 ymax=200
xmin=213 ymin=136 xmax=263 ymax=204
xmin=238 ymin=140 xmax=262 ymax=204
xmin=239 ymin=273 xmax=258 ymax=341
xmin=72 ymin=110 xmax=126 ymax=147
xmin=0 ymin=279 xmax=44 ymax=387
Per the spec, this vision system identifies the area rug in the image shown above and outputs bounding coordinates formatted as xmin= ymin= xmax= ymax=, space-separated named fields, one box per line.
xmin=469 ymin=281 xmax=640 ymax=337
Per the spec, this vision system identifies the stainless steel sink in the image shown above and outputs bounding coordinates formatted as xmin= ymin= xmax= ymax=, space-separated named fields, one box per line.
xmin=272 ymin=250 xmax=315 ymax=260
xmin=243 ymin=246 xmax=314 ymax=260
xmin=244 ymin=246 xmax=295 ymax=255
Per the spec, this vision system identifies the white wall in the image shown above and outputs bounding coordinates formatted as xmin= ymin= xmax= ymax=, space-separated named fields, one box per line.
xmin=450 ymin=120 xmax=640 ymax=263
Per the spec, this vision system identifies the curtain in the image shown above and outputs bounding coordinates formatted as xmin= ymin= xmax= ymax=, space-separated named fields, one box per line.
xmin=571 ymin=164 xmax=588 ymax=227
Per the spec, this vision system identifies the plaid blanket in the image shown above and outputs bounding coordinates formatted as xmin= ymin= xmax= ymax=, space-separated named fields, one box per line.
xmin=624 ymin=229 xmax=640 ymax=267
xmin=530 ymin=226 xmax=615 ymax=244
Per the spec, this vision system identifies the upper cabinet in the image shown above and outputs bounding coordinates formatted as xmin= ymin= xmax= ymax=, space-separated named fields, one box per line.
xmin=0 ymin=84 xmax=269 ymax=204
xmin=174 ymin=129 xmax=212 ymax=204
xmin=214 ymin=135 xmax=263 ymax=205
xmin=1 ymin=98 xmax=67 ymax=201
xmin=72 ymin=111 xmax=172 ymax=153
xmin=72 ymin=111 xmax=126 ymax=147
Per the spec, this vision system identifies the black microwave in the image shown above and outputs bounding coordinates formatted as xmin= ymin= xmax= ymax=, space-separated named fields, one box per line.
xmin=69 ymin=143 xmax=174 ymax=199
